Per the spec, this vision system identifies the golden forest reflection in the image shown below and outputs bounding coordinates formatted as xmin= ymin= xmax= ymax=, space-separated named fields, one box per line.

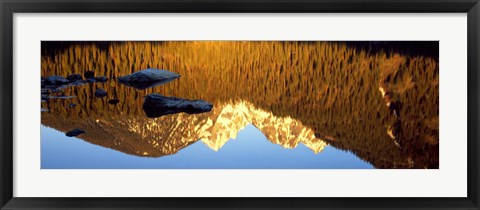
xmin=41 ymin=41 xmax=439 ymax=169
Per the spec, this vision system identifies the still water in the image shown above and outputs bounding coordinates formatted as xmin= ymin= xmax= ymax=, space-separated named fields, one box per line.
xmin=41 ymin=124 xmax=373 ymax=169
xmin=41 ymin=41 xmax=439 ymax=169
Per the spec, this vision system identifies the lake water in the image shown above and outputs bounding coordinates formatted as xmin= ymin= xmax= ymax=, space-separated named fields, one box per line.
xmin=41 ymin=41 xmax=439 ymax=169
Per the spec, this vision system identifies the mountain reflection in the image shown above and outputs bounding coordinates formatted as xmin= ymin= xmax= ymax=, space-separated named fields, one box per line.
xmin=42 ymin=98 xmax=326 ymax=157
xmin=41 ymin=41 xmax=439 ymax=169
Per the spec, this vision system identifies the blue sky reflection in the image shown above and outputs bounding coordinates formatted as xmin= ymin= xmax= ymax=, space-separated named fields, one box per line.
xmin=41 ymin=124 xmax=374 ymax=169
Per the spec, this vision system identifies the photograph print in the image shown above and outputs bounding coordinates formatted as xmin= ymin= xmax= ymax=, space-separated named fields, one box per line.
xmin=41 ymin=41 xmax=439 ymax=169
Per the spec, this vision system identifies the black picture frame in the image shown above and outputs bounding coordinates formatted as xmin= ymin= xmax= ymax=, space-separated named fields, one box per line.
xmin=1 ymin=0 xmax=479 ymax=209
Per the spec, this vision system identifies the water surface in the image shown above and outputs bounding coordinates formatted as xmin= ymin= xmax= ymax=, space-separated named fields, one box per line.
xmin=41 ymin=41 xmax=439 ymax=169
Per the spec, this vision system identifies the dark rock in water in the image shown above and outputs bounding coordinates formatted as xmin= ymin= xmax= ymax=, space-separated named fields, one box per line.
xmin=107 ymin=99 xmax=120 ymax=104
xmin=66 ymin=129 xmax=85 ymax=137
xmin=66 ymin=74 xmax=83 ymax=82
xmin=118 ymin=68 xmax=180 ymax=90
xmin=119 ymin=68 xmax=180 ymax=83
xmin=69 ymin=80 xmax=88 ymax=86
xmin=43 ymin=76 xmax=70 ymax=86
xmin=84 ymin=71 xmax=95 ymax=79
xmin=41 ymin=95 xmax=49 ymax=102
xmin=94 ymin=76 xmax=108 ymax=82
xmin=94 ymin=89 xmax=107 ymax=98
xmin=143 ymin=93 xmax=213 ymax=118
xmin=49 ymin=95 xmax=75 ymax=99
xmin=86 ymin=78 xmax=96 ymax=83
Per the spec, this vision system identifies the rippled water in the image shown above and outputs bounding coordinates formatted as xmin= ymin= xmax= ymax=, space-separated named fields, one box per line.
xmin=41 ymin=41 xmax=439 ymax=169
